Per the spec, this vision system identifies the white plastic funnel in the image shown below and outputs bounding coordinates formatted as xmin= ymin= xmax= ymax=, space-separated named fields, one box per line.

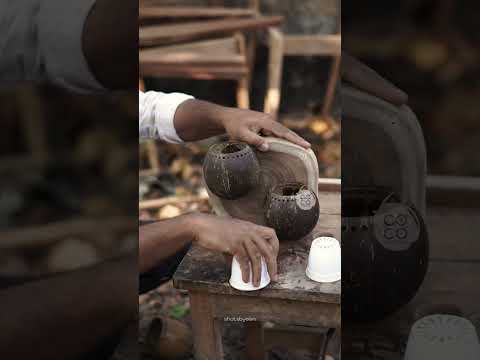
xmin=306 ymin=236 xmax=341 ymax=283
xmin=405 ymin=314 xmax=480 ymax=360
xmin=229 ymin=256 xmax=271 ymax=291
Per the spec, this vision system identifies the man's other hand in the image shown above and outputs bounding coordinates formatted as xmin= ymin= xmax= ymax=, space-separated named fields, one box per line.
xmin=191 ymin=214 xmax=279 ymax=286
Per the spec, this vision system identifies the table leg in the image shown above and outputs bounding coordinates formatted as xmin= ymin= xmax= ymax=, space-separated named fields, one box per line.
xmin=245 ymin=321 xmax=266 ymax=360
xmin=190 ymin=292 xmax=224 ymax=360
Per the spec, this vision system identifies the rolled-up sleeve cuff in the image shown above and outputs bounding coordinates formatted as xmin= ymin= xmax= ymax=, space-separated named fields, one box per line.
xmin=139 ymin=91 xmax=194 ymax=143
xmin=155 ymin=92 xmax=193 ymax=143
xmin=37 ymin=0 xmax=105 ymax=93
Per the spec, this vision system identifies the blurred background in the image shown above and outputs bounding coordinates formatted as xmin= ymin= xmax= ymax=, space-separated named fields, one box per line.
xmin=343 ymin=0 xmax=480 ymax=359
xmin=139 ymin=0 xmax=340 ymax=359
xmin=0 ymin=85 xmax=137 ymax=281
xmin=344 ymin=0 xmax=480 ymax=177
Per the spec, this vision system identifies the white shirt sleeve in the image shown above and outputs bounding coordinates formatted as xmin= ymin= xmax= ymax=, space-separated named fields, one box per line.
xmin=0 ymin=0 xmax=104 ymax=92
xmin=139 ymin=90 xmax=194 ymax=143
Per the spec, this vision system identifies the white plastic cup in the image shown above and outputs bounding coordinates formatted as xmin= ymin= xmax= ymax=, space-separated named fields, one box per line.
xmin=405 ymin=314 xmax=480 ymax=360
xmin=229 ymin=256 xmax=271 ymax=291
xmin=306 ymin=236 xmax=341 ymax=283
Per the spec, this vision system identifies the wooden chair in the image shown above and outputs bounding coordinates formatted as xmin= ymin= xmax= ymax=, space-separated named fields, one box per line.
xmin=138 ymin=2 xmax=281 ymax=173
xmin=263 ymin=17 xmax=341 ymax=119
xmin=140 ymin=34 xmax=251 ymax=109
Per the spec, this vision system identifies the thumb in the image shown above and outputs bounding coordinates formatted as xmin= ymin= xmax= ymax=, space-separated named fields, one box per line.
xmin=242 ymin=130 xmax=269 ymax=151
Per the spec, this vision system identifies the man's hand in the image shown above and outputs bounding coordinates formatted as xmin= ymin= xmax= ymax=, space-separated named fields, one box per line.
xmin=174 ymin=100 xmax=310 ymax=150
xmin=219 ymin=107 xmax=311 ymax=151
xmin=191 ymin=214 xmax=279 ymax=286
xmin=342 ymin=53 xmax=408 ymax=106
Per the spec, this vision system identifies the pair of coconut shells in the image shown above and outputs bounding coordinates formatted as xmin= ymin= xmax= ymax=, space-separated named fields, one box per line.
xmin=203 ymin=142 xmax=319 ymax=241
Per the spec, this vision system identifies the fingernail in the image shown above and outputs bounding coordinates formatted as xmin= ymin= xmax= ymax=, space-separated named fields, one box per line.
xmin=259 ymin=143 xmax=269 ymax=151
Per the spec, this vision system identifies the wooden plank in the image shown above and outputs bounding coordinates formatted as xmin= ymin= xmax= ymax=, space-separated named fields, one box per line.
xmin=318 ymin=177 xmax=341 ymax=193
xmin=283 ymin=35 xmax=341 ymax=56
xmin=234 ymin=33 xmax=250 ymax=109
xmin=139 ymin=64 xmax=248 ymax=79
xmin=213 ymin=293 xmax=341 ymax=328
xmin=140 ymin=37 xmax=239 ymax=56
xmin=140 ymin=16 xmax=284 ymax=47
xmin=321 ymin=55 xmax=341 ymax=116
xmin=264 ymin=27 xmax=284 ymax=117
xmin=139 ymin=6 xmax=257 ymax=20
xmin=140 ymin=51 xmax=245 ymax=67
xmin=427 ymin=175 xmax=480 ymax=208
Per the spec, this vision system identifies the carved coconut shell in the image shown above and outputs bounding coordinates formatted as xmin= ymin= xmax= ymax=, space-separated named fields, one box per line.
xmin=203 ymin=142 xmax=260 ymax=200
xmin=342 ymin=187 xmax=429 ymax=322
xmin=265 ymin=182 xmax=319 ymax=241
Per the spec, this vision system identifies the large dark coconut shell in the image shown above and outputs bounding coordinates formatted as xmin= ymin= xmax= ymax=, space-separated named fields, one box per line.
xmin=265 ymin=182 xmax=319 ymax=241
xmin=203 ymin=142 xmax=260 ymax=200
xmin=342 ymin=187 xmax=429 ymax=322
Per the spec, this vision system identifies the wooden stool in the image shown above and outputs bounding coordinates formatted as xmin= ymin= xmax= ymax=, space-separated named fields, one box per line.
xmin=173 ymin=180 xmax=341 ymax=360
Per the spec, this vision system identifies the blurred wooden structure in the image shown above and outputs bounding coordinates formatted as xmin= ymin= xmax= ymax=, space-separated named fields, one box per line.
xmin=139 ymin=2 xmax=282 ymax=172
xmin=174 ymin=180 xmax=341 ymax=359
xmin=263 ymin=26 xmax=341 ymax=119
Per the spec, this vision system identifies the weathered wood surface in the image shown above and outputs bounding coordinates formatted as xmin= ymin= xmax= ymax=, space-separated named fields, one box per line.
xmin=174 ymin=189 xmax=341 ymax=304
xmin=139 ymin=6 xmax=257 ymax=20
xmin=139 ymin=17 xmax=283 ymax=47
xmin=212 ymin=293 xmax=340 ymax=327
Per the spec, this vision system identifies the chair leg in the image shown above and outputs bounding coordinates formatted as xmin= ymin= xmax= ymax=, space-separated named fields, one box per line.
xmin=321 ymin=55 xmax=341 ymax=118
xmin=190 ymin=293 xmax=224 ymax=360
xmin=145 ymin=140 xmax=161 ymax=172
xmin=264 ymin=27 xmax=284 ymax=120
xmin=236 ymin=77 xmax=250 ymax=109
xmin=246 ymin=321 xmax=266 ymax=360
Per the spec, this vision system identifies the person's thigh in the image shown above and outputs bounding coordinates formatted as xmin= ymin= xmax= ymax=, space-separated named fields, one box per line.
xmin=139 ymin=243 xmax=190 ymax=294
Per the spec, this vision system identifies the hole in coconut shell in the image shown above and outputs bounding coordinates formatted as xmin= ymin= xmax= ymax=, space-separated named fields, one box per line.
xmin=282 ymin=185 xmax=302 ymax=196
xmin=222 ymin=143 xmax=244 ymax=154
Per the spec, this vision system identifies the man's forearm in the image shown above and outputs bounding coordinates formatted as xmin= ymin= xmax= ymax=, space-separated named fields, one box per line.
xmin=0 ymin=255 xmax=137 ymax=360
xmin=173 ymin=99 xmax=231 ymax=141
xmin=139 ymin=214 xmax=198 ymax=273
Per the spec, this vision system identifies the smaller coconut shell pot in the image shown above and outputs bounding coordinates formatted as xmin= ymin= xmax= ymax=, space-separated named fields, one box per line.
xmin=203 ymin=142 xmax=260 ymax=200
xmin=265 ymin=182 xmax=320 ymax=241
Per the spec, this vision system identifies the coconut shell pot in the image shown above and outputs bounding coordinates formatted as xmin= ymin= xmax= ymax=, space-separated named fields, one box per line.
xmin=203 ymin=142 xmax=260 ymax=200
xmin=205 ymin=137 xmax=320 ymax=228
xmin=265 ymin=182 xmax=320 ymax=241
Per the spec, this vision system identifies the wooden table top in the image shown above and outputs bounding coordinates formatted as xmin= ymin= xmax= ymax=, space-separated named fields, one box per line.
xmin=173 ymin=189 xmax=341 ymax=304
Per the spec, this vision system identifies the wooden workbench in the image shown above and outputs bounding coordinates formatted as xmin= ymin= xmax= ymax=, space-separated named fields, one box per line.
xmin=173 ymin=184 xmax=340 ymax=360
